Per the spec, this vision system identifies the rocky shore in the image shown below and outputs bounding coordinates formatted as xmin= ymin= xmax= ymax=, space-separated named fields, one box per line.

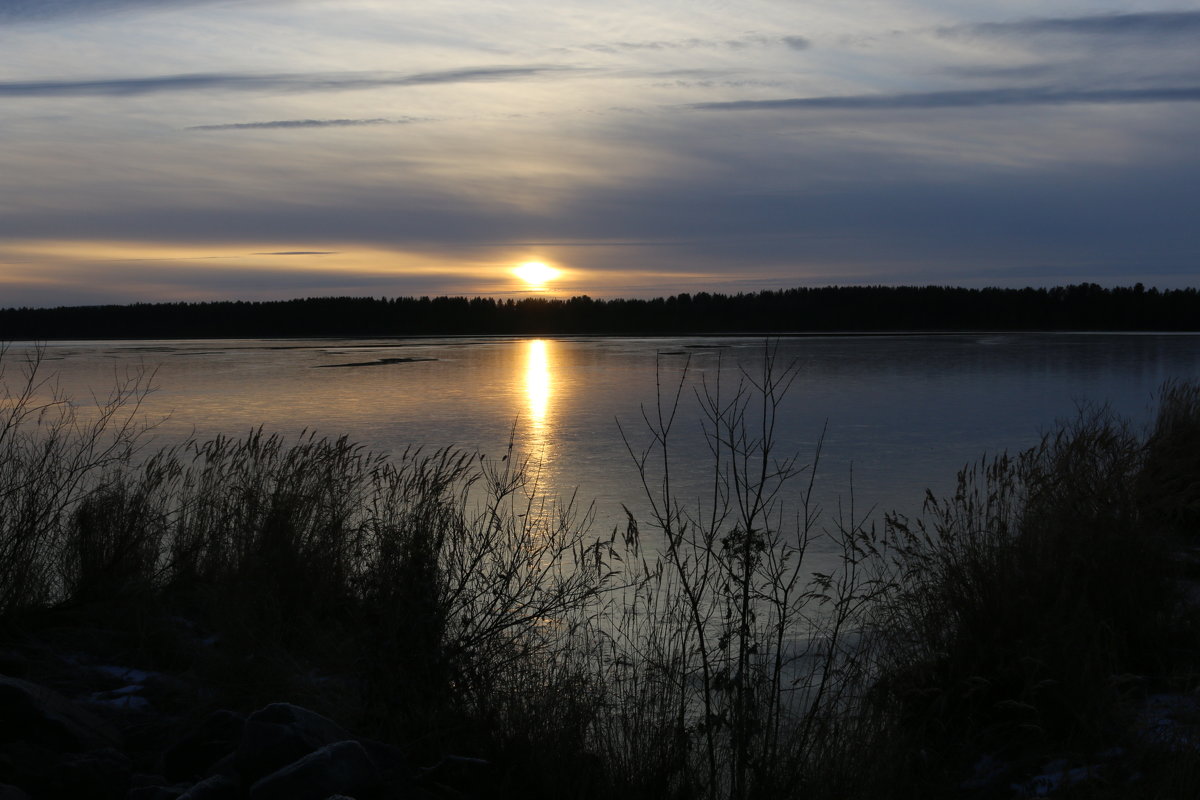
xmin=0 ymin=621 xmax=487 ymax=800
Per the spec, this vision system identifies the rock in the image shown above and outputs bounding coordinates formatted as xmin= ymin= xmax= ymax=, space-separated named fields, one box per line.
xmin=203 ymin=753 xmax=238 ymax=779
xmin=0 ymin=740 xmax=63 ymax=795
xmin=234 ymin=704 xmax=351 ymax=783
xmin=0 ymin=783 xmax=32 ymax=800
xmin=126 ymin=785 xmax=188 ymax=800
xmin=417 ymin=755 xmax=492 ymax=795
xmin=53 ymin=747 xmax=132 ymax=800
xmin=163 ymin=710 xmax=246 ymax=781
xmin=2 ymin=744 xmax=133 ymax=800
xmin=0 ymin=674 xmax=122 ymax=752
xmin=248 ymin=741 xmax=379 ymax=800
xmin=356 ymin=737 xmax=412 ymax=779
xmin=0 ymin=651 xmax=29 ymax=678
xmin=177 ymin=774 xmax=240 ymax=800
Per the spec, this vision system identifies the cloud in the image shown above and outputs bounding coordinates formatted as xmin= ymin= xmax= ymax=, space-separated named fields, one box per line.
xmin=943 ymin=64 xmax=1060 ymax=81
xmin=575 ymin=34 xmax=808 ymax=54
xmin=0 ymin=66 xmax=577 ymax=98
xmin=0 ymin=0 xmax=238 ymax=23
xmin=648 ymin=78 xmax=785 ymax=90
xmin=252 ymin=251 xmax=338 ymax=255
xmin=692 ymin=86 xmax=1200 ymax=112
xmin=944 ymin=11 xmax=1200 ymax=39
xmin=188 ymin=118 xmax=409 ymax=131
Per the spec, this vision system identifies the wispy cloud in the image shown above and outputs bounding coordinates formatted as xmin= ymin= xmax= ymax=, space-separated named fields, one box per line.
xmin=648 ymin=79 xmax=785 ymax=90
xmin=189 ymin=118 xmax=411 ymax=131
xmin=0 ymin=66 xmax=577 ymax=98
xmin=693 ymin=86 xmax=1200 ymax=112
xmin=253 ymin=251 xmax=338 ymax=255
xmin=943 ymin=64 xmax=1060 ymax=81
xmin=943 ymin=11 xmax=1200 ymax=39
xmin=573 ymin=34 xmax=809 ymax=54
xmin=0 ymin=0 xmax=236 ymax=23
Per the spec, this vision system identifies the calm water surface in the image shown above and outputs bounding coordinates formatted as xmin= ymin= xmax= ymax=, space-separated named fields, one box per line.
xmin=13 ymin=333 xmax=1200 ymax=532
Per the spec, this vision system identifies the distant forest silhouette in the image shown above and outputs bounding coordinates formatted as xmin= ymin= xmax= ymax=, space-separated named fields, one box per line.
xmin=2 ymin=283 xmax=1198 ymax=339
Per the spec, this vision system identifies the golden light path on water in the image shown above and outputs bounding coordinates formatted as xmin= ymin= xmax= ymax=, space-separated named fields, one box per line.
xmin=523 ymin=338 xmax=552 ymax=454
xmin=520 ymin=338 xmax=562 ymax=531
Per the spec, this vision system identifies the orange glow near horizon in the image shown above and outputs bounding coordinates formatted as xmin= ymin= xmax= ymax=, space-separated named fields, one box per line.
xmin=1 ymin=238 xmax=754 ymax=304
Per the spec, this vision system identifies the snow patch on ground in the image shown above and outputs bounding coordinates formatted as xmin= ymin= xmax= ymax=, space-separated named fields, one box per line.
xmin=88 ymin=690 xmax=152 ymax=711
xmin=78 ymin=663 xmax=165 ymax=711
xmin=93 ymin=664 xmax=159 ymax=683
xmin=1136 ymin=692 xmax=1200 ymax=751
xmin=1011 ymin=760 xmax=1102 ymax=797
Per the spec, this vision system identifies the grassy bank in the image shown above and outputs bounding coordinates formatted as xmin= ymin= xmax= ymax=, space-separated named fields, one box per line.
xmin=1 ymin=345 xmax=1198 ymax=798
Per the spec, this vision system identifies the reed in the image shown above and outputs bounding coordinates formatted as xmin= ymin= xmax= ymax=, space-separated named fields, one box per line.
xmin=1141 ymin=379 xmax=1200 ymax=531
xmin=0 ymin=344 xmax=156 ymax=616
xmin=866 ymin=401 xmax=1199 ymax=794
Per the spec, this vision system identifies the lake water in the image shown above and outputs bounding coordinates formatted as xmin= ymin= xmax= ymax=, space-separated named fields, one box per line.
xmin=10 ymin=333 xmax=1200 ymax=536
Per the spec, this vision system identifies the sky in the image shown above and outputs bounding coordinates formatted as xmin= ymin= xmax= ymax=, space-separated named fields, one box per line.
xmin=1 ymin=0 xmax=1198 ymax=306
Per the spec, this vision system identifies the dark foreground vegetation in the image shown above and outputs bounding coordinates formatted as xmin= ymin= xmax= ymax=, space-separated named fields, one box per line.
xmin=3 ymin=283 xmax=1200 ymax=339
xmin=1 ymin=344 xmax=1199 ymax=799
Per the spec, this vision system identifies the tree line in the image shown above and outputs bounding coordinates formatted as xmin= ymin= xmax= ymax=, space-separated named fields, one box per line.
xmin=1 ymin=283 xmax=1197 ymax=339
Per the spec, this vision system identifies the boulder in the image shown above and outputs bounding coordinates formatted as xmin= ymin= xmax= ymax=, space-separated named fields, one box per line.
xmin=418 ymin=755 xmax=492 ymax=795
xmin=203 ymin=753 xmax=239 ymax=780
xmin=130 ymin=772 xmax=171 ymax=788
xmin=0 ymin=674 xmax=122 ymax=752
xmin=0 ymin=741 xmax=59 ymax=793
xmin=234 ymin=704 xmax=351 ymax=784
xmin=248 ymin=741 xmax=379 ymax=800
xmin=163 ymin=710 xmax=246 ymax=781
xmin=356 ymin=737 xmax=412 ymax=779
xmin=177 ymin=774 xmax=240 ymax=800
xmin=126 ymin=786 xmax=188 ymax=800
xmin=53 ymin=747 xmax=132 ymax=800
xmin=0 ymin=651 xmax=29 ymax=678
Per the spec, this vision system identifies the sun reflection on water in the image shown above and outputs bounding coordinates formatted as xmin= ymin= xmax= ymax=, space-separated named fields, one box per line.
xmin=525 ymin=339 xmax=551 ymax=434
xmin=520 ymin=339 xmax=559 ymax=527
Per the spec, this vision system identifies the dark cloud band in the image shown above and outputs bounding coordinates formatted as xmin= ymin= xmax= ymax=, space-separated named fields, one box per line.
xmin=0 ymin=66 xmax=575 ymax=98
xmin=579 ymin=34 xmax=809 ymax=53
xmin=693 ymin=86 xmax=1200 ymax=111
xmin=0 ymin=0 xmax=231 ymax=23
xmin=189 ymin=118 xmax=404 ymax=131
xmin=946 ymin=11 xmax=1200 ymax=38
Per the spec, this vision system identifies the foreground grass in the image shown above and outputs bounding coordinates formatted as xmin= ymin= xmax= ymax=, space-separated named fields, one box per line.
xmin=865 ymin=396 xmax=1200 ymax=796
xmin=1 ymin=345 xmax=1199 ymax=798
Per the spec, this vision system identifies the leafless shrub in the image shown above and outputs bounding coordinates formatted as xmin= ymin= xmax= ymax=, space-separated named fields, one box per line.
xmin=604 ymin=344 xmax=882 ymax=800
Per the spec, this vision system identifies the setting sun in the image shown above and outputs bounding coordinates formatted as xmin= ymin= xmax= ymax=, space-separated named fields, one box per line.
xmin=513 ymin=261 xmax=560 ymax=287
